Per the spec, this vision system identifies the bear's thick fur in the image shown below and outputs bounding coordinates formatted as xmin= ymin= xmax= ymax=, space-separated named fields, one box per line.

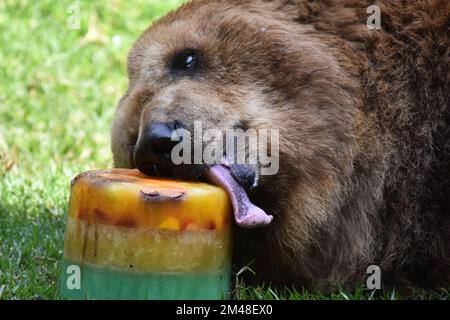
xmin=111 ymin=0 xmax=450 ymax=290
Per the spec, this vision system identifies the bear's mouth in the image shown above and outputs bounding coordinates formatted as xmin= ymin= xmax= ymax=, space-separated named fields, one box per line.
xmin=140 ymin=161 xmax=273 ymax=228
xmin=205 ymin=164 xmax=273 ymax=228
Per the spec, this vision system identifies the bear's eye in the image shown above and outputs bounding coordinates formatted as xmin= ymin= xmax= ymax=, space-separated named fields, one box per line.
xmin=170 ymin=49 xmax=199 ymax=74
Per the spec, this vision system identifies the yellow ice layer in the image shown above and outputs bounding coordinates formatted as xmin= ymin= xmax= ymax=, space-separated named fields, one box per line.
xmin=64 ymin=217 xmax=232 ymax=273
xmin=69 ymin=169 xmax=232 ymax=231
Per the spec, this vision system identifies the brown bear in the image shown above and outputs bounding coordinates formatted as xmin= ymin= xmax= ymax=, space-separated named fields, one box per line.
xmin=111 ymin=0 xmax=450 ymax=291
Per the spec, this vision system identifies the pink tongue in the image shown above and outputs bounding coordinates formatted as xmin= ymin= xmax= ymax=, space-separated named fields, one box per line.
xmin=205 ymin=165 xmax=273 ymax=228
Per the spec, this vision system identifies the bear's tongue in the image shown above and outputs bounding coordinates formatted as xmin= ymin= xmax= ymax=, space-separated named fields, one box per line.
xmin=205 ymin=165 xmax=273 ymax=228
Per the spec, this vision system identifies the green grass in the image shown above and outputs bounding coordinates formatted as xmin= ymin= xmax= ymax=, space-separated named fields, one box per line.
xmin=233 ymin=281 xmax=449 ymax=300
xmin=0 ymin=0 xmax=186 ymax=300
xmin=0 ymin=0 xmax=447 ymax=300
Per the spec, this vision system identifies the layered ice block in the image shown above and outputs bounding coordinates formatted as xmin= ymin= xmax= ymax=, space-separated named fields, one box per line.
xmin=59 ymin=169 xmax=232 ymax=300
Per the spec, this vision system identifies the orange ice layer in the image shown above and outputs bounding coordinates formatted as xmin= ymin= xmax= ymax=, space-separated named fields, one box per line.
xmin=68 ymin=169 xmax=232 ymax=231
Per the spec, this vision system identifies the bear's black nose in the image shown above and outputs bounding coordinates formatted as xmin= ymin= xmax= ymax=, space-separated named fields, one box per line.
xmin=134 ymin=121 xmax=180 ymax=174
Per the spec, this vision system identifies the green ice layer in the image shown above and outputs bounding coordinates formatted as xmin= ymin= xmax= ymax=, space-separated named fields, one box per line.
xmin=59 ymin=259 xmax=231 ymax=300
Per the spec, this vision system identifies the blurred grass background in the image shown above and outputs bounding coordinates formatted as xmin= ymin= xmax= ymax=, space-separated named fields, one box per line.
xmin=0 ymin=0 xmax=186 ymax=300
xmin=0 ymin=0 xmax=448 ymax=300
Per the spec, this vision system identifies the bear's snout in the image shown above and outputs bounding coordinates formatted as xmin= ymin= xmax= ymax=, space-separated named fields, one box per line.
xmin=134 ymin=121 xmax=180 ymax=175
